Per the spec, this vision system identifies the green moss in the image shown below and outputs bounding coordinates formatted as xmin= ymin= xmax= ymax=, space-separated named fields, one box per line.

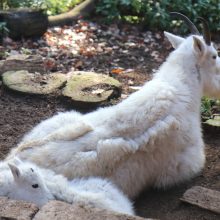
xmin=205 ymin=115 xmax=220 ymax=127
xmin=2 ymin=70 xmax=66 ymax=94
xmin=62 ymin=72 xmax=121 ymax=103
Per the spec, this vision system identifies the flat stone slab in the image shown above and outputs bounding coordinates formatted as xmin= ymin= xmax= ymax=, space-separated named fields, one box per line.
xmin=33 ymin=200 xmax=153 ymax=220
xmin=62 ymin=71 xmax=121 ymax=106
xmin=2 ymin=70 xmax=66 ymax=95
xmin=180 ymin=186 xmax=220 ymax=214
xmin=0 ymin=196 xmax=39 ymax=220
xmin=0 ymin=197 xmax=157 ymax=220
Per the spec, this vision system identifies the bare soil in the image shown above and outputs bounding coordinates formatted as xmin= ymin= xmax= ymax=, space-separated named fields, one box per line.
xmin=0 ymin=21 xmax=220 ymax=220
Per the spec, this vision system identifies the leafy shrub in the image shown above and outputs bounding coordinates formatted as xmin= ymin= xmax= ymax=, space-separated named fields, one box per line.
xmin=201 ymin=97 xmax=214 ymax=119
xmin=45 ymin=0 xmax=82 ymax=15
xmin=5 ymin=0 xmax=46 ymax=9
xmin=0 ymin=21 xmax=9 ymax=42
xmin=96 ymin=0 xmax=220 ymax=33
xmin=1 ymin=0 xmax=82 ymax=15
xmin=200 ymin=97 xmax=220 ymax=121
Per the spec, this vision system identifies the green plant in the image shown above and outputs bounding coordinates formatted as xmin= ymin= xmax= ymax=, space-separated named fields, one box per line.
xmin=1 ymin=0 xmax=82 ymax=15
xmin=0 ymin=21 xmax=9 ymax=41
xmin=0 ymin=0 xmax=7 ymax=9
xmin=6 ymin=0 xmax=47 ymax=9
xmin=46 ymin=0 xmax=82 ymax=15
xmin=96 ymin=0 xmax=220 ymax=33
xmin=201 ymin=97 xmax=216 ymax=119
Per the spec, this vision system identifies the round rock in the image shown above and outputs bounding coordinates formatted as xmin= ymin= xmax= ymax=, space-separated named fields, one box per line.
xmin=62 ymin=71 xmax=121 ymax=107
xmin=2 ymin=70 xmax=66 ymax=94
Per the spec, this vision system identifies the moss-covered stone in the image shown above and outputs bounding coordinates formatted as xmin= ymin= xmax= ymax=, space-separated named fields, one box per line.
xmin=62 ymin=71 xmax=121 ymax=106
xmin=2 ymin=70 xmax=66 ymax=94
xmin=205 ymin=115 xmax=220 ymax=127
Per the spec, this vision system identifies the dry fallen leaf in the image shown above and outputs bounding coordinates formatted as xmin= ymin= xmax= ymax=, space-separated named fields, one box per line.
xmin=111 ymin=68 xmax=124 ymax=74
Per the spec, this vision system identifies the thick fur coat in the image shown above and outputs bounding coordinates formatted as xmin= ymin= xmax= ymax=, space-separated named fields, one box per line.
xmin=0 ymin=159 xmax=134 ymax=215
xmin=7 ymin=32 xmax=220 ymax=198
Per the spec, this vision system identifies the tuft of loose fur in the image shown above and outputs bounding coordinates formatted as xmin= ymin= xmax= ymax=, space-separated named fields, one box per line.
xmin=6 ymin=17 xmax=220 ymax=198
xmin=0 ymin=159 xmax=134 ymax=215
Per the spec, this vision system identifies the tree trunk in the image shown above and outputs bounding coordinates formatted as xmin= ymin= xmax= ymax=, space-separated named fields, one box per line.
xmin=0 ymin=8 xmax=48 ymax=39
xmin=0 ymin=0 xmax=96 ymax=39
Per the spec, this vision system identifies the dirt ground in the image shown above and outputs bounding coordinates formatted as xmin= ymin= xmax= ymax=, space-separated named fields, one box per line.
xmin=0 ymin=21 xmax=220 ymax=220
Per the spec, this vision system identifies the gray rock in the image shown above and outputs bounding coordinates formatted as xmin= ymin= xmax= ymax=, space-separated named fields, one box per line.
xmin=34 ymin=200 xmax=152 ymax=220
xmin=0 ymin=196 xmax=39 ymax=220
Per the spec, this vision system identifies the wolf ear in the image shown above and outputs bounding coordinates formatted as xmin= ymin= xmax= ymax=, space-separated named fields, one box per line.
xmin=164 ymin=31 xmax=184 ymax=49
xmin=8 ymin=163 xmax=20 ymax=180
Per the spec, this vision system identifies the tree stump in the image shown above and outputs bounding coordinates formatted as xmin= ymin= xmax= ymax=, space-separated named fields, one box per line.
xmin=62 ymin=71 xmax=121 ymax=107
xmin=2 ymin=70 xmax=121 ymax=108
xmin=2 ymin=70 xmax=66 ymax=95
xmin=0 ymin=8 xmax=48 ymax=39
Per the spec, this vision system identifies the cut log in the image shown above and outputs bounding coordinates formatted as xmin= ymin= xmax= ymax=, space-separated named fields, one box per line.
xmin=62 ymin=71 xmax=121 ymax=107
xmin=180 ymin=186 xmax=220 ymax=214
xmin=0 ymin=55 xmax=46 ymax=76
xmin=2 ymin=70 xmax=121 ymax=107
xmin=0 ymin=8 xmax=48 ymax=39
xmin=2 ymin=70 xmax=66 ymax=95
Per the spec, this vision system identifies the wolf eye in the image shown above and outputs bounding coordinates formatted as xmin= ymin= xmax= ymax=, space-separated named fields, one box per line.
xmin=32 ymin=184 xmax=39 ymax=188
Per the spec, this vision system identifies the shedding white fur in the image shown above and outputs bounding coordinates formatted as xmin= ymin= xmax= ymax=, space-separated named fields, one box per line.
xmin=6 ymin=15 xmax=220 ymax=198
xmin=0 ymin=159 xmax=134 ymax=215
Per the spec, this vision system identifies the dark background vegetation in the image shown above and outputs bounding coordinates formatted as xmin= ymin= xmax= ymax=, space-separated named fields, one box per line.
xmin=1 ymin=0 xmax=220 ymax=32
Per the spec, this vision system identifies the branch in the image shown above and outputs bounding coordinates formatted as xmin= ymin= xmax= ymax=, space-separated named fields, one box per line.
xmin=48 ymin=0 xmax=96 ymax=27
